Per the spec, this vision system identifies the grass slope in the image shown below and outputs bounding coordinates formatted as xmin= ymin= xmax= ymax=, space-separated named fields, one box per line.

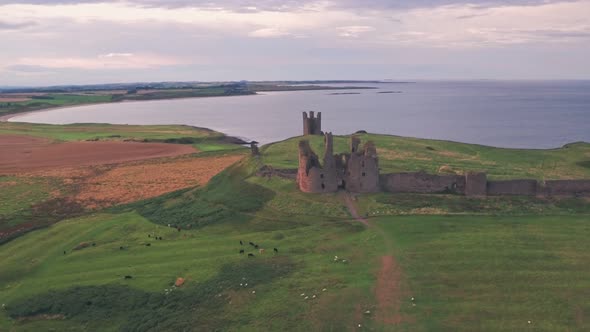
xmin=0 ymin=94 xmax=112 ymax=116
xmin=378 ymin=215 xmax=590 ymax=331
xmin=1 ymin=129 xmax=589 ymax=331
xmin=262 ymin=134 xmax=590 ymax=180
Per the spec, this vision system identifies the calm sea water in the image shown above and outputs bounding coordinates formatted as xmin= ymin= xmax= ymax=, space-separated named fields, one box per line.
xmin=10 ymin=81 xmax=590 ymax=148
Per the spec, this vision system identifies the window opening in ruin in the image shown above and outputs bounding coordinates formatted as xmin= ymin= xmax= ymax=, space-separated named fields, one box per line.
xmin=362 ymin=172 xmax=366 ymax=177
xmin=321 ymin=183 xmax=325 ymax=189
xmin=320 ymin=174 xmax=324 ymax=179
xmin=362 ymin=161 xmax=365 ymax=167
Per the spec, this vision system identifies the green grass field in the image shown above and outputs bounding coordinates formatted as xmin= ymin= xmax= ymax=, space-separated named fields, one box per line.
xmin=0 ymin=127 xmax=589 ymax=331
xmin=0 ymin=94 xmax=113 ymax=116
xmin=262 ymin=134 xmax=590 ymax=180
xmin=0 ymin=122 xmax=221 ymax=142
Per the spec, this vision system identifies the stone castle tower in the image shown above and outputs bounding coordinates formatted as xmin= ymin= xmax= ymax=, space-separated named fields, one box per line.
xmin=303 ymin=111 xmax=322 ymax=135
xmin=297 ymin=132 xmax=339 ymax=193
xmin=297 ymin=131 xmax=380 ymax=193
xmin=344 ymin=136 xmax=380 ymax=193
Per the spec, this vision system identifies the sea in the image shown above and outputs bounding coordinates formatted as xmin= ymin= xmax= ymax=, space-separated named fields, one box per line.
xmin=9 ymin=80 xmax=590 ymax=149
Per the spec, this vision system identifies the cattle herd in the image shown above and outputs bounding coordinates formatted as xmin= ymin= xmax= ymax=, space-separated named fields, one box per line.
xmin=240 ymin=240 xmax=279 ymax=258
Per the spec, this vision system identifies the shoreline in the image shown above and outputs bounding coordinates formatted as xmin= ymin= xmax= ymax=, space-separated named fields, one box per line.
xmin=0 ymin=93 xmax=263 ymax=123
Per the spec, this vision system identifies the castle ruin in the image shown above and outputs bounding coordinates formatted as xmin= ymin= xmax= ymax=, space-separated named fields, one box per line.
xmin=297 ymin=133 xmax=380 ymax=193
xmin=295 ymin=112 xmax=590 ymax=197
xmin=302 ymin=111 xmax=322 ymax=135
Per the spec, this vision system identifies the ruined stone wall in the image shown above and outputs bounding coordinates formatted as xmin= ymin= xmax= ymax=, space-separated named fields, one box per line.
xmin=345 ymin=138 xmax=380 ymax=193
xmin=380 ymin=172 xmax=465 ymax=194
xmin=542 ymin=180 xmax=590 ymax=196
xmin=465 ymin=172 xmax=487 ymax=197
xmin=296 ymin=134 xmax=338 ymax=193
xmin=487 ymin=180 xmax=537 ymax=196
xmin=302 ymin=111 xmax=322 ymax=135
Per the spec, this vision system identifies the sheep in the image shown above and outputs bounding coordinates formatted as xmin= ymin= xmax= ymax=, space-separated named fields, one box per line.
xmin=259 ymin=248 xmax=265 ymax=254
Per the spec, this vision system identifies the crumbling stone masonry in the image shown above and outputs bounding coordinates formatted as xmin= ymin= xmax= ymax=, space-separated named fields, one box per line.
xmin=302 ymin=111 xmax=322 ymax=135
xmin=345 ymin=139 xmax=380 ymax=193
xmin=296 ymin=133 xmax=338 ymax=193
xmin=297 ymin=134 xmax=379 ymax=193
xmin=465 ymin=172 xmax=488 ymax=197
xmin=295 ymin=112 xmax=590 ymax=197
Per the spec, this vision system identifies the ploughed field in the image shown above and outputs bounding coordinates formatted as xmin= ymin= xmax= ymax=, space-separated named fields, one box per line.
xmin=0 ymin=123 xmax=247 ymax=243
xmin=0 ymin=125 xmax=589 ymax=331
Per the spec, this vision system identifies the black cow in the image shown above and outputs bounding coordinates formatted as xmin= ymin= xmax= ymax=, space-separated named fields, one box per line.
xmin=63 ymin=250 xmax=66 ymax=255
xmin=124 ymin=275 xmax=133 ymax=279
xmin=274 ymin=248 xmax=278 ymax=253
xmin=92 ymin=243 xmax=96 ymax=247
xmin=240 ymin=240 xmax=243 ymax=245
xmin=146 ymin=243 xmax=151 ymax=247
xmin=119 ymin=246 xmax=124 ymax=250
xmin=248 ymin=253 xmax=255 ymax=257
xmin=148 ymin=234 xmax=151 ymax=238
xmin=159 ymin=237 xmax=163 ymax=240
xmin=254 ymin=244 xmax=259 ymax=249
xmin=249 ymin=242 xmax=254 ymax=246
xmin=239 ymin=249 xmax=245 ymax=254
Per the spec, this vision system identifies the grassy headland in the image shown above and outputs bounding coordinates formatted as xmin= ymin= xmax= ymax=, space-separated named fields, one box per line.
xmin=0 ymin=125 xmax=589 ymax=331
xmin=0 ymin=81 xmax=376 ymax=119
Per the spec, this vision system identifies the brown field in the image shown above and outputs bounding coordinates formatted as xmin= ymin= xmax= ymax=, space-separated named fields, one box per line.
xmin=0 ymin=135 xmax=197 ymax=174
xmin=1 ymin=134 xmax=244 ymax=240
xmin=0 ymin=97 xmax=31 ymax=102
xmin=74 ymin=154 xmax=244 ymax=208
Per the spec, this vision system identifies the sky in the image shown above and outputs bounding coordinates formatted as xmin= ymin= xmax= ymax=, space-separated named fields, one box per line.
xmin=0 ymin=0 xmax=589 ymax=86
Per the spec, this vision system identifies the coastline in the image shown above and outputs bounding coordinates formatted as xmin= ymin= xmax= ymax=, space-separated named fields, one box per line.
xmin=0 ymin=93 xmax=262 ymax=123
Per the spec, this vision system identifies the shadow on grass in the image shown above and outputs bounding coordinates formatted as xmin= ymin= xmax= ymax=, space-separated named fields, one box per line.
xmin=110 ymin=162 xmax=276 ymax=229
xmin=7 ymin=257 xmax=296 ymax=331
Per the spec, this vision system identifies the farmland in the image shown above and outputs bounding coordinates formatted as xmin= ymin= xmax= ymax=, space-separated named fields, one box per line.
xmin=0 ymin=126 xmax=589 ymax=331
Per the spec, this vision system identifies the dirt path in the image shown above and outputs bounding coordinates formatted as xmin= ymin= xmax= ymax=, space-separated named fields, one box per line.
xmin=342 ymin=192 xmax=410 ymax=326
xmin=342 ymin=192 xmax=369 ymax=225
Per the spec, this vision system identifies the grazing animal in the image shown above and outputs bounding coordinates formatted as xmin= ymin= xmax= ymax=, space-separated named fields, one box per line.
xmin=239 ymin=249 xmax=245 ymax=254
xmin=274 ymin=248 xmax=278 ymax=253
xmin=148 ymin=234 xmax=151 ymax=238
xmin=124 ymin=275 xmax=133 ymax=279
xmin=92 ymin=243 xmax=96 ymax=247
xmin=254 ymin=244 xmax=259 ymax=249
xmin=177 ymin=227 xmax=181 ymax=232
xmin=119 ymin=246 xmax=124 ymax=250
xmin=259 ymin=248 xmax=265 ymax=254
xmin=63 ymin=250 xmax=66 ymax=255
xmin=159 ymin=237 xmax=163 ymax=240
xmin=240 ymin=240 xmax=243 ymax=245
xmin=146 ymin=243 xmax=151 ymax=247
xmin=248 ymin=253 xmax=255 ymax=257
xmin=249 ymin=242 xmax=254 ymax=246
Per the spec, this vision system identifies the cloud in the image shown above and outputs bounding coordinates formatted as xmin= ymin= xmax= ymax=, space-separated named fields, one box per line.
xmin=337 ymin=25 xmax=375 ymax=38
xmin=248 ymin=27 xmax=293 ymax=38
xmin=0 ymin=1 xmax=576 ymax=12
xmin=13 ymin=53 xmax=189 ymax=70
xmin=0 ymin=19 xmax=37 ymax=30
xmin=100 ymin=52 xmax=134 ymax=58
